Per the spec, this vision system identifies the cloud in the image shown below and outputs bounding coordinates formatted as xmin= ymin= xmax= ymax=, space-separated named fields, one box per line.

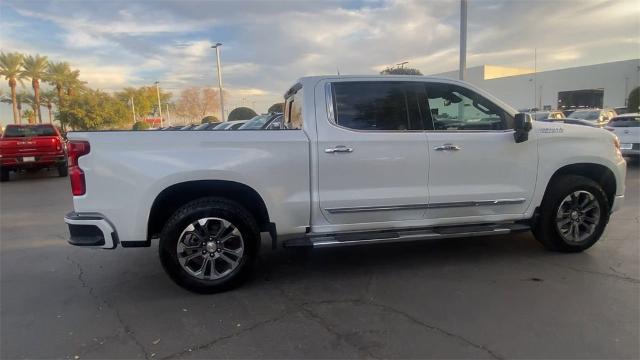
xmin=2 ymin=0 xmax=639 ymax=115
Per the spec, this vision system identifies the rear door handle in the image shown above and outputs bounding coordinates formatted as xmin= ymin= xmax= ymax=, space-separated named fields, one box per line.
xmin=433 ymin=144 xmax=461 ymax=151
xmin=325 ymin=145 xmax=354 ymax=154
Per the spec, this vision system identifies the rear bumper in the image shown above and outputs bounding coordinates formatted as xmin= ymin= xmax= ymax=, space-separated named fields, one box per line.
xmin=64 ymin=212 xmax=118 ymax=249
xmin=1 ymin=154 xmax=66 ymax=169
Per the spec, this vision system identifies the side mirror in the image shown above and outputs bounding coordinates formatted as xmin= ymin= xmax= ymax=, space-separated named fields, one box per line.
xmin=514 ymin=113 xmax=532 ymax=143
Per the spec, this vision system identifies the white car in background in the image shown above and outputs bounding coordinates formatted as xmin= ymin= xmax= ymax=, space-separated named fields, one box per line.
xmin=606 ymin=114 xmax=640 ymax=158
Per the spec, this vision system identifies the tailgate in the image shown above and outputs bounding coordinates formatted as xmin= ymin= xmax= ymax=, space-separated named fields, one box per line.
xmin=0 ymin=136 xmax=62 ymax=156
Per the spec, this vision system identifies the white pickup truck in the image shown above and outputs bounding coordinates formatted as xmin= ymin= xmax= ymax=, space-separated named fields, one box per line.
xmin=64 ymin=75 xmax=626 ymax=293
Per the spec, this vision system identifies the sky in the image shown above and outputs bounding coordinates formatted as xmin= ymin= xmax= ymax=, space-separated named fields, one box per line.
xmin=0 ymin=0 xmax=639 ymax=124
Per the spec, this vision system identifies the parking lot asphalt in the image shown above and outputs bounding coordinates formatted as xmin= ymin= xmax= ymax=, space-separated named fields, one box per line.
xmin=1 ymin=163 xmax=639 ymax=359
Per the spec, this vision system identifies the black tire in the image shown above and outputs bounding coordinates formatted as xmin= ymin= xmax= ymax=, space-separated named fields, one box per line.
xmin=57 ymin=162 xmax=68 ymax=177
xmin=0 ymin=168 xmax=9 ymax=182
xmin=533 ymin=175 xmax=610 ymax=252
xmin=159 ymin=197 xmax=260 ymax=293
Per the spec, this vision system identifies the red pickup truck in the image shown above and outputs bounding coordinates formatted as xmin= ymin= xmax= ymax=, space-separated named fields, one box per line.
xmin=0 ymin=124 xmax=68 ymax=182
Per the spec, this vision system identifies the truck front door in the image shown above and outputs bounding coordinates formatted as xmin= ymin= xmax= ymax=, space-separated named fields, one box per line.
xmin=421 ymin=82 xmax=538 ymax=219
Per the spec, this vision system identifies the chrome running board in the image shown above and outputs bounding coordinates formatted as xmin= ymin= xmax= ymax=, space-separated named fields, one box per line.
xmin=283 ymin=222 xmax=530 ymax=248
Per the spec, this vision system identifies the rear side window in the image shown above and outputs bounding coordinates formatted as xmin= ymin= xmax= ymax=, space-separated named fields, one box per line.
xmin=284 ymin=85 xmax=304 ymax=130
xmin=331 ymin=82 xmax=421 ymax=131
xmin=609 ymin=116 xmax=640 ymax=127
xmin=3 ymin=125 xmax=57 ymax=137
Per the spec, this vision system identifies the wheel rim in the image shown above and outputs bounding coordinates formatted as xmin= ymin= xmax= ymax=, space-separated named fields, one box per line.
xmin=176 ymin=217 xmax=244 ymax=280
xmin=555 ymin=190 xmax=601 ymax=243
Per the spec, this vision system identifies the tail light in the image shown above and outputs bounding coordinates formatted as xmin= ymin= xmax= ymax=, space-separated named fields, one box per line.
xmin=68 ymin=141 xmax=90 ymax=196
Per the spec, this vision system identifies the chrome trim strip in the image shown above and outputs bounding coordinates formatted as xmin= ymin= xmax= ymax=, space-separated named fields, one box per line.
xmin=324 ymin=198 xmax=526 ymax=214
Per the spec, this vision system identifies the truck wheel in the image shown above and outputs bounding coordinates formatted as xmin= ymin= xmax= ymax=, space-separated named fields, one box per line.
xmin=533 ymin=175 xmax=610 ymax=252
xmin=57 ymin=163 xmax=68 ymax=177
xmin=159 ymin=197 xmax=259 ymax=293
xmin=0 ymin=168 xmax=9 ymax=182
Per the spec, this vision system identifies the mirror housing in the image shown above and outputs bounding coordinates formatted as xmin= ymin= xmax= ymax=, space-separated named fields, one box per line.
xmin=514 ymin=113 xmax=532 ymax=143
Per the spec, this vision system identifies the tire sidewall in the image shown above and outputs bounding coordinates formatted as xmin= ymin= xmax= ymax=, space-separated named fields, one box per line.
xmin=537 ymin=176 xmax=610 ymax=252
xmin=159 ymin=198 xmax=259 ymax=293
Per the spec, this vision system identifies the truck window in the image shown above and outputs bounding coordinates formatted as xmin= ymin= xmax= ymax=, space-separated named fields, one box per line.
xmin=331 ymin=82 xmax=419 ymax=131
xmin=423 ymin=83 xmax=513 ymax=131
xmin=284 ymin=87 xmax=303 ymax=130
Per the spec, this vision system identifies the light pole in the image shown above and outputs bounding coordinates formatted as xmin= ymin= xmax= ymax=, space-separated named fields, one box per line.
xmin=211 ymin=43 xmax=226 ymax=121
xmin=165 ymin=103 xmax=171 ymax=126
xmin=130 ymin=96 xmax=136 ymax=124
xmin=154 ymin=81 xmax=163 ymax=127
xmin=459 ymin=0 xmax=467 ymax=81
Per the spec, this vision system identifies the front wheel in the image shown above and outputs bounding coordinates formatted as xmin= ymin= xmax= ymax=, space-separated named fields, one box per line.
xmin=159 ymin=197 xmax=259 ymax=293
xmin=533 ymin=175 xmax=610 ymax=252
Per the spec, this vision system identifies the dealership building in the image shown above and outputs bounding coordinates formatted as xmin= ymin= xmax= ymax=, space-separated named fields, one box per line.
xmin=432 ymin=59 xmax=640 ymax=112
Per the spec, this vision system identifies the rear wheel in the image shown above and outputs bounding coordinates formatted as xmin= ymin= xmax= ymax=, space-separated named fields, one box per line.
xmin=533 ymin=175 xmax=610 ymax=252
xmin=159 ymin=197 xmax=259 ymax=293
xmin=57 ymin=162 xmax=68 ymax=177
xmin=0 ymin=168 xmax=9 ymax=182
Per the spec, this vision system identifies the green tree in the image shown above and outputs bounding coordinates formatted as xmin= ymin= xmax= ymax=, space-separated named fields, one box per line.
xmin=132 ymin=121 xmax=151 ymax=130
xmin=47 ymin=61 xmax=71 ymax=107
xmin=228 ymin=107 xmax=257 ymax=121
xmin=628 ymin=86 xmax=640 ymax=113
xmin=22 ymin=109 xmax=35 ymax=124
xmin=64 ymin=68 xmax=86 ymax=96
xmin=380 ymin=67 xmax=423 ymax=75
xmin=201 ymin=115 xmax=218 ymax=123
xmin=0 ymin=52 xmax=26 ymax=124
xmin=268 ymin=102 xmax=284 ymax=113
xmin=115 ymin=86 xmax=171 ymax=121
xmin=57 ymin=90 xmax=129 ymax=130
xmin=20 ymin=54 xmax=48 ymax=123
xmin=40 ymin=89 xmax=56 ymax=123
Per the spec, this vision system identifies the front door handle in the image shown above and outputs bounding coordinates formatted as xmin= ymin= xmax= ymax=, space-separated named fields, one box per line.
xmin=433 ymin=144 xmax=461 ymax=151
xmin=325 ymin=145 xmax=354 ymax=154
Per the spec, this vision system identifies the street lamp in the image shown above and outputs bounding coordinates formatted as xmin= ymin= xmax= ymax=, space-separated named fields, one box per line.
xmin=459 ymin=0 xmax=467 ymax=81
xmin=211 ymin=42 xmax=226 ymax=121
xmin=154 ymin=81 xmax=163 ymax=127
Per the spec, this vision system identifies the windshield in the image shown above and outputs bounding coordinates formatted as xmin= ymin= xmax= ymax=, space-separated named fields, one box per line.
xmin=239 ymin=115 xmax=270 ymax=130
xmin=3 ymin=125 xmax=57 ymax=138
xmin=570 ymin=110 xmax=600 ymax=121
xmin=609 ymin=116 xmax=640 ymax=127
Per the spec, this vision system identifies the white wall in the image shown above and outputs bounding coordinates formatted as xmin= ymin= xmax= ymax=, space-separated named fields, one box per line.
xmin=432 ymin=59 xmax=640 ymax=111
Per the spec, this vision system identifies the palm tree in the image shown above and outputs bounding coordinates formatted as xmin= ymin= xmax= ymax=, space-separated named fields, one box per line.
xmin=64 ymin=68 xmax=86 ymax=97
xmin=20 ymin=54 xmax=48 ymax=123
xmin=0 ymin=52 xmax=25 ymax=124
xmin=40 ymin=89 xmax=56 ymax=123
xmin=46 ymin=61 xmax=71 ymax=106
xmin=15 ymin=91 xmax=31 ymax=122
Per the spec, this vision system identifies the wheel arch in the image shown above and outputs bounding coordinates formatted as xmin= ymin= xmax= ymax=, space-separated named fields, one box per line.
xmin=147 ymin=180 xmax=271 ymax=241
xmin=545 ymin=163 xmax=616 ymax=207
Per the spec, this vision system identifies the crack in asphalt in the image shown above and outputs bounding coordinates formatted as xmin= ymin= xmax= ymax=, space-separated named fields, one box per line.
xmin=66 ymin=255 xmax=151 ymax=359
xmin=535 ymin=259 xmax=640 ymax=284
xmin=273 ymin=284 xmax=502 ymax=360
xmin=301 ymin=298 xmax=502 ymax=360
xmin=161 ymin=312 xmax=290 ymax=359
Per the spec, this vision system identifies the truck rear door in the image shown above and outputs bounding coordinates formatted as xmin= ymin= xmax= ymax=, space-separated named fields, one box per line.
xmin=313 ymin=80 xmax=429 ymax=225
